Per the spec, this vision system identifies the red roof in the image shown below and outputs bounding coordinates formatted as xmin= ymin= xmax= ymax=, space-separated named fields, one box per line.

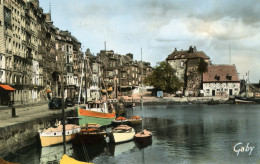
xmin=0 ymin=85 xmax=16 ymax=91
xmin=203 ymin=65 xmax=240 ymax=83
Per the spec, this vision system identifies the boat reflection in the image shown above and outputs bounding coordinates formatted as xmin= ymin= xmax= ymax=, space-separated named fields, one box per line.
xmin=108 ymin=141 xmax=135 ymax=156
xmin=72 ymin=141 xmax=107 ymax=162
xmin=40 ymin=143 xmax=73 ymax=164
xmin=135 ymin=140 xmax=152 ymax=149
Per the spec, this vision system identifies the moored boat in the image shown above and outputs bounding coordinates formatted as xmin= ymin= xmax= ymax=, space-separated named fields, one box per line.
xmin=39 ymin=124 xmax=81 ymax=147
xmin=128 ymin=116 xmax=142 ymax=125
xmin=235 ymin=98 xmax=254 ymax=104
xmin=77 ymin=101 xmax=116 ymax=126
xmin=60 ymin=154 xmax=93 ymax=164
xmin=74 ymin=123 xmax=107 ymax=145
xmin=109 ymin=125 xmax=135 ymax=143
xmin=112 ymin=117 xmax=129 ymax=126
xmin=0 ymin=158 xmax=20 ymax=164
xmin=134 ymin=129 xmax=152 ymax=144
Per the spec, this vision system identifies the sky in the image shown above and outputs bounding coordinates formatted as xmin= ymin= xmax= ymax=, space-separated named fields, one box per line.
xmin=39 ymin=0 xmax=260 ymax=83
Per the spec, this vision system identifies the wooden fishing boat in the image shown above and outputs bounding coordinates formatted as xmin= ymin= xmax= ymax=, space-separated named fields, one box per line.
xmin=112 ymin=117 xmax=129 ymax=126
xmin=128 ymin=116 xmax=142 ymax=125
xmin=39 ymin=124 xmax=81 ymax=147
xmin=109 ymin=125 xmax=135 ymax=143
xmin=60 ymin=154 xmax=93 ymax=164
xmin=77 ymin=101 xmax=116 ymax=126
xmin=0 ymin=158 xmax=20 ymax=164
xmin=134 ymin=129 xmax=152 ymax=144
xmin=235 ymin=98 xmax=254 ymax=104
xmin=74 ymin=123 xmax=107 ymax=145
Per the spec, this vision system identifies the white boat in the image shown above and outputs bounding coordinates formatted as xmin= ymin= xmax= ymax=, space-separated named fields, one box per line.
xmin=39 ymin=124 xmax=81 ymax=147
xmin=109 ymin=125 xmax=135 ymax=143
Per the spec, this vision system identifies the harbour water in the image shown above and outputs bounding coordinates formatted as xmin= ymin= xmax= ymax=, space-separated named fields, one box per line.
xmin=6 ymin=104 xmax=260 ymax=164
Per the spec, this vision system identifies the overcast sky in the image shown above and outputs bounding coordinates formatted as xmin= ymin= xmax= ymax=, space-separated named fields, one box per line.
xmin=40 ymin=0 xmax=260 ymax=83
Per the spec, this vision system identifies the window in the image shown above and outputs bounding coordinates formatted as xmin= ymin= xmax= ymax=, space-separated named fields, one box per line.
xmin=180 ymin=61 xmax=184 ymax=67
xmin=226 ymin=75 xmax=232 ymax=80
xmin=206 ymin=89 xmax=210 ymax=93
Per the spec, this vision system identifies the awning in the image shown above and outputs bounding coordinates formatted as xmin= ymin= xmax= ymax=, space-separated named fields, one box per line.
xmin=101 ymin=89 xmax=107 ymax=93
xmin=0 ymin=85 xmax=16 ymax=91
xmin=107 ymin=87 xmax=113 ymax=91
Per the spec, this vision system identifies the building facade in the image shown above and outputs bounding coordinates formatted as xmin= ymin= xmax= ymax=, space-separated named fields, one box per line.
xmin=202 ymin=65 xmax=240 ymax=97
xmin=0 ymin=0 xmax=153 ymax=105
xmin=166 ymin=46 xmax=210 ymax=96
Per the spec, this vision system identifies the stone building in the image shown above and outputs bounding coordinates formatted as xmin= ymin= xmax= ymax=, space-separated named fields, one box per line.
xmin=202 ymin=65 xmax=240 ymax=97
xmin=0 ymin=0 xmax=153 ymax=104
xmin=54 ymin=30 xmax=82 ymax=99
xmin=0 ymin=0 xmax=44 ymax=104
xmin=166 ymin=46 xmax=210 ymax=96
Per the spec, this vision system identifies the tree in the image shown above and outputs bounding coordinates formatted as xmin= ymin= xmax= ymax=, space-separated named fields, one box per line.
xmin=144 ymin=62 xmax=182 ymax=93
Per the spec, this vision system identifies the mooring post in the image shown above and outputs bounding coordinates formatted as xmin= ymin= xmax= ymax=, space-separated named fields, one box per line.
xmin=11 ymin=104 xmax=16 ymax=117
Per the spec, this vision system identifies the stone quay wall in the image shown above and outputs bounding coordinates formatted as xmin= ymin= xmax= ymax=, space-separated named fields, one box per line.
xmin=0 ymin=110 xmax=74 ymax=158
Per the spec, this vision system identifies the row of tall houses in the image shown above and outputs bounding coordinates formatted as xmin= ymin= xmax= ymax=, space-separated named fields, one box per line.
xmin=166 ymin=46 xmax=240 ymax=97
xmin=0 ymin=0 xmax=153 ymax=105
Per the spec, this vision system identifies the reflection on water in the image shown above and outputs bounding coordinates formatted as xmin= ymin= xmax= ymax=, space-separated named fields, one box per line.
xmin=40 ymin=143 xmax=73 ymax=164
xmin=6 ymin=104 xmax=260 ymax=164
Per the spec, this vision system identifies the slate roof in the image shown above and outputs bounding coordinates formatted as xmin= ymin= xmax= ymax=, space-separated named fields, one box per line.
xmin=166 ymin=47 xmax=210 ymax=60
xmin=203 ymin=65 xmax=240 ymax=83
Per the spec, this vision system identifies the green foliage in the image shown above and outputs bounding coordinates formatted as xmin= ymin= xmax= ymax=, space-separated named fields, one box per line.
xmin=197 ymin=58 xmax=208 ymax=74
xmin=144 ymin=62 xmax=182 ymax=93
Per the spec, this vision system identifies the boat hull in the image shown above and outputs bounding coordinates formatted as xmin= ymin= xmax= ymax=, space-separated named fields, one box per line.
xmin=134 ymin=135 xmax=152 ymax=144
xmin=60 ymin=154 xmax=93 ymax=164
xmin=39 ymin=124 xmax=81 ymax=147
xmin=78 ymin=107 xmax=115 ymax=126
xmin=74 ymin=132 xmax=107 ymax=145
xmin=134 ymin=130 xmax=153 ymax=144
xmin=110 ymin=128 xmax=135 ymax=143
xmin=128 ymin=119 xmax=142 ymax=125
xmin=40 ymin=134 xmax=76 ymax=147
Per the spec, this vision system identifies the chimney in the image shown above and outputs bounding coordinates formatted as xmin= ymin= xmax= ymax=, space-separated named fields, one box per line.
xmin=189 ymin=46 xmax=193 ymax=53
xmin=46 ymin=13 xmax=51 ymax=22
xmin=174 ymin=48 xmax=177 ymax=52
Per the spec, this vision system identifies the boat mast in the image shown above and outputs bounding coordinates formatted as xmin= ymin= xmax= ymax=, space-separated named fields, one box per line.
xmin=141 ymin=47 xmax=143 ymax=131
xmin=78 ymin=49 xmax=84 ymax=105
xmin=61 ymin=43 xmax=66 ymax=154
xmin=84 ymin=50 xmax=88 ymax=103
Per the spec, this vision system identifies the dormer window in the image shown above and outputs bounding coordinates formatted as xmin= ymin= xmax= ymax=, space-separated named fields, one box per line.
xmin=215 ymin=75 xmax=220 ymax=80
xmin=226 ymin=74 xmax=232 ymax=80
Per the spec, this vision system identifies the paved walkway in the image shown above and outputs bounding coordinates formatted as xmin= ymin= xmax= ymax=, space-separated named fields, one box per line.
xmin=0 ymin=101 xmax=76 ymax=128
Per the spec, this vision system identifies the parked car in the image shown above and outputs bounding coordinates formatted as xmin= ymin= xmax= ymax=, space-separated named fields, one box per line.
xmin=48 ymin=97 xmax=67 ymax=109
xmin=65 ymin=98 xmax=75 ymax=107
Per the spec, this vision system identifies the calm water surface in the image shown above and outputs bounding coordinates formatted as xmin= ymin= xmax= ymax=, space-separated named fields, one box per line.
xmin=7 ymin=104 xmax=260 ymax=164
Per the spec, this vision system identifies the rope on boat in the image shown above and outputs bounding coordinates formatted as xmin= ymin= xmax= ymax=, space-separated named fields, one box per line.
xmin=82 ymin=144 xmax=90 ymax=162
